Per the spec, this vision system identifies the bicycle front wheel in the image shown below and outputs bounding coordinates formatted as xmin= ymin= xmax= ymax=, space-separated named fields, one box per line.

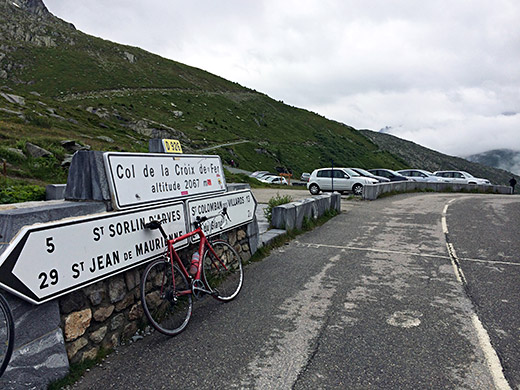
xmin=203 ymin=240 xmax=243 ymax=302
xmin=140 ymin=259 xmax=193 ymax=336
xmin=0 ymin=293 xmax=15 ymax=377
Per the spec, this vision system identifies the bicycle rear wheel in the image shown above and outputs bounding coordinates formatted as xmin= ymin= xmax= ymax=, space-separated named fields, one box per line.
xmin=203 ymin=240 xmax=243 ymax=302
xmin=140 ymin=258 xmax=193 ymax=336
xmin=0 ymin=293 xmax=15 ymax=377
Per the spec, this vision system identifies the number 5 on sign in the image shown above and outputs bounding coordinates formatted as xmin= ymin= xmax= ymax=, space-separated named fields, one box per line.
xmin=162 ymin=139 xmax=183 ymax=154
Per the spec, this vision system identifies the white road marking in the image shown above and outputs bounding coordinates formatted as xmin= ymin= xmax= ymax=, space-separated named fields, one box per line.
xmin=471 ymin=313 xmax=512 ymax=390
xmin=442 ymin=200 xmax=511 ymax=390
xmin=295 ymin=242 xmax=520 ymax=267
xmin=295 ymin=241 xmax=450 ymax=260
xmin=442 ymin=203 xmax=450 ymax=234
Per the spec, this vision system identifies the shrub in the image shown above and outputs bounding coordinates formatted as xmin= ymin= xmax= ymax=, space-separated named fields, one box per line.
xmin=0 ymin=179 xmax=46 ymax=203
xmin=264 ymin=193 xmax=293 ymax=224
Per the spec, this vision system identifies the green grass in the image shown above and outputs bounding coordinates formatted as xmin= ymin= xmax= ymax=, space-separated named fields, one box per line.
xmin=0 ymin=177 xmax=46 ymax=203
xmin=264 ymin=193 xmax=294 ymax=224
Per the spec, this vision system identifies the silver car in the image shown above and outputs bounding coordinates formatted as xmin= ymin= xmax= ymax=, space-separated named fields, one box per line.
xmin=396 ymin=169 xmax=442 ymax=182
xmin=433 ymin=170 xmax=491 ymax=185
xmin=350 ymin=167 xmax=390 ymax=183
xmin=307 ymin=167 xmax=378 ymax=195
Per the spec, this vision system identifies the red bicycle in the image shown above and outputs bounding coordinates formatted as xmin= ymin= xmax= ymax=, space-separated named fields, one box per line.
xmin=140 ymin=208 xmax=244 ymax=336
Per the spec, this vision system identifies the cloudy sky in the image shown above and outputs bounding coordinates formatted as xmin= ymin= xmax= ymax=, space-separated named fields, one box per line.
xmin=44 ymin=0 xmax=520 ymax=158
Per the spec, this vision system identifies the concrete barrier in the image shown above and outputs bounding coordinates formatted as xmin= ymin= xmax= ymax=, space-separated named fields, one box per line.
xmin=362 ymin=181 xmax=513 ymax=200
xmin=271 ymin=193 xmax=341 ymax=230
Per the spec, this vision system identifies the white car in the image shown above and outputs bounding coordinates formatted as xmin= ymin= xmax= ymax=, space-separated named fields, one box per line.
xmin=307 ymin=167 xmax=377 ymax=196
xmin=250 ymin=171 xmax=268 ymax=178
xmin=433 ymin=170 xmax=491 ymax=185
xmin=260 ymin=175 xmax=288 ymax=185
xmin=396 ymin=169 xmax=442 ymax=183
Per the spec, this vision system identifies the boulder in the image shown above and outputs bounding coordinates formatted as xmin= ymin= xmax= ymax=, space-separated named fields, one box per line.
xmin=0 ymin=91 xmax=25 ymax=105
xmin=26 ymin=142 xmax=52 ymax=158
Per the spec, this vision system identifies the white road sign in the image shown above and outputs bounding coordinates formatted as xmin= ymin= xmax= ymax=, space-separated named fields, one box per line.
xmin=104 ymin=152 xmax=227 ymax=210
xmin=0 ymin=202 xmax=188 ymax=304
xmin=187 ymin=189 xmax=257 ymax=241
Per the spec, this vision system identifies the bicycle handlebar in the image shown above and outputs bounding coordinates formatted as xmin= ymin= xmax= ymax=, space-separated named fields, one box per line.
xmin=193 ymin=207 xmax=230 ymax=229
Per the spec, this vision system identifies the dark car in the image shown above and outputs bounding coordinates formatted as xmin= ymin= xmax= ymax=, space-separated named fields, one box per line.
xmin=349 ymin=168 xmax=390 ymax=183
xmin=368 ymin=169 xmax=409 ymax=182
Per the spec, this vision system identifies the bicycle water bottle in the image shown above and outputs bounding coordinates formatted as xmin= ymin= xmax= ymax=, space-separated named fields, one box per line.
xmin=189 ymin=252 xmax=200 ymax=275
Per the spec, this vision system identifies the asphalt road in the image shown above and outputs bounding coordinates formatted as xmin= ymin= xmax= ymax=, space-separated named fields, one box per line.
xmin=69 ymin=192 xmax=519 ymax=389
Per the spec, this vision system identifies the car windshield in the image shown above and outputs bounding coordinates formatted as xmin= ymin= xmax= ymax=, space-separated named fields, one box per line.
xmin=352 ymin=168 xmax=372 ymax=176
xmin=461 ymin=171 xmax=475 ymax=177
xmin=343 ymin=168 xmax=360 ymax=177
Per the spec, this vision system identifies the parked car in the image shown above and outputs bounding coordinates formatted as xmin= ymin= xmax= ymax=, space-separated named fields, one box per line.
xmin=396 ymin=169 xmax=442 ymax=182
xmin=432 ymin=170 xmax=491 ymax=185
xmin=349 ymin=168 xmax=390 ymax=183
xmin=250 ymin=170 xmax=269 ymax=178
xmin=260 ymin=175 xmax=288 ymax=185
xmin=300 ymin=172 xmax=311 ymax=182
xmin=254 ymin=172 xmax=277 ymax=180
xmin=307 ymin=168 xmax=378 ymax=196
xmin=368 ymin=169 xmax=409 ymax=182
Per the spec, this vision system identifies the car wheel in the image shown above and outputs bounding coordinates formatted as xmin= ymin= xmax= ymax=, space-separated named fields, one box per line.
xmin=352 ymin=184 xmax=363 ymax=196
xmin=309 ymin=184 xmax=320 ymax=195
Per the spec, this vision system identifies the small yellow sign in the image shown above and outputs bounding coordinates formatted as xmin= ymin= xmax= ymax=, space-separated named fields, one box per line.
xmin=162 ymin=139 xmax=183 ymax=154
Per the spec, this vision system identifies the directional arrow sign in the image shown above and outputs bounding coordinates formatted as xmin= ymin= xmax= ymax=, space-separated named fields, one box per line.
xmin=0 ymin=202 xmax=188 ymax=305
xmin=103 ymin=152 xmax=227 ymax=210
xmin=187 ymin=189 xmax=257 ymax=241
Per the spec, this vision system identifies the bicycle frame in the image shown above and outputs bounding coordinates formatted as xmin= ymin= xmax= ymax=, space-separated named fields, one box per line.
xmin=141 ymin=210 xmax=242 ymax=336
xmin=157 ymin=224 xmax=230 ymax=297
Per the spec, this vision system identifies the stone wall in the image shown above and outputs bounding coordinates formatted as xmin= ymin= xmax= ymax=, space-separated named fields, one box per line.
xmin=362 ymin=181 xmax=513 ymax=200
xmin=58 ymin=224 xmax=252 ymax=364
xmin=271 ymin=193 xmax=341 ymax=230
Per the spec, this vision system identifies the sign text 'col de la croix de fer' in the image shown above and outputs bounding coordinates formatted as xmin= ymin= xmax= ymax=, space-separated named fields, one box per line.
xmin=104 ymin=152 xmax=227 ymax=210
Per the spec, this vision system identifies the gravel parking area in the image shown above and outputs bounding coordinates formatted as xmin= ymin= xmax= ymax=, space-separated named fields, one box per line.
xmin=251 ymin=188 xmax=311 ymax=203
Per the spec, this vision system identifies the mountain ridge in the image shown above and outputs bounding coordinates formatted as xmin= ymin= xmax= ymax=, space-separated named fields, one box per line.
xmin=0 ymin=0 xmax=517 ymax=196
xmin=360 ymin=130 xmax=518 ymax=185
xmin=466 ymin=149 xmax=520 ymax=176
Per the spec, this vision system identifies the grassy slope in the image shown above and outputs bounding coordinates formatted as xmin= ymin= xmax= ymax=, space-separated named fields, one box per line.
xmin=0 ymin=8 xmax=404 ymax=187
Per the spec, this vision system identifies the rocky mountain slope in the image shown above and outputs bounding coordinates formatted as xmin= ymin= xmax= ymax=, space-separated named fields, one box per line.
xmin=0 ymin=0 xmax=516 ymax=195
xmin=466 ymin=149 xmax=520 ymax=176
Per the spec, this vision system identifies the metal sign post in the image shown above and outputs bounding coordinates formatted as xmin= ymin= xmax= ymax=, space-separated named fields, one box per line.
xmin=331 ymin=159 xmax=334 ymax=193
